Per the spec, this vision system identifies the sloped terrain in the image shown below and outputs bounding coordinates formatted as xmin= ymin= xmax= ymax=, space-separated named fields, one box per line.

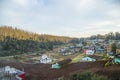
xmin=0 ymin=60 xmax=120 ymax=80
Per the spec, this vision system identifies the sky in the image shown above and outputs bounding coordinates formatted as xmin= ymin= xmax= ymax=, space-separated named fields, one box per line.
xmin=0 ymin=0 xmax=120 ymax=37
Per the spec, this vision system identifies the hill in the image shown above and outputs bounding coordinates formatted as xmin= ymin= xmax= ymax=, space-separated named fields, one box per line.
xmin=0 ymin=60 xmax=120 ymax=80
xmin=0 ymin=26 xmax=72 ymax=56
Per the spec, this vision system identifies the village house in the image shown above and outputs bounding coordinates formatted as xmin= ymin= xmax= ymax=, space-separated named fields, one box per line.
xmin=52 ymin=59 xmax=71 ymax=69
xmin=62 ymin=52 xmax=73 ymax=55
xmin=83 ymin=46 xmax=95 ymax=55
xmin=83 ymin=48 xmax=94 ymax=55
xmin=69 ymin=46 xmax=75 ymax=49
xmin=95 ymin=45 xmax=105 ymax=53
xmin=114 ymin=55 xmax=120 ymax=64
xmin=105 ymin=44 xmax=112 ymax=53
xmin=0 ymin=66 xmax=26 ymax=80
xmin=76 ymin=43 xmax=83 ymax=48
xmin=97 ymin=39 xmax=105 ymax=44
xmin=58 ymin=46 xmax=81 ymax=56
xmin=81 ymin=56 xmax=96 ymax=62
xmin=40 ymin=54 xmax=52 ymax=64
xmin=116 ymin=41 xmax=120 ymax=51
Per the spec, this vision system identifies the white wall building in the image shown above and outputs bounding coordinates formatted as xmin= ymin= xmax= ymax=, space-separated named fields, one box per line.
xmin=86 ymin=50 xmax=94 ymax=55
xmin=40 ymin=54 xmax=52 ymax=64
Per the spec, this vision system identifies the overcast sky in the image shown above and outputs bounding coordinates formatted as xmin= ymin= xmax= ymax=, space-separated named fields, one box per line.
xmin=0 ymin=0 xmax=120 ymax=37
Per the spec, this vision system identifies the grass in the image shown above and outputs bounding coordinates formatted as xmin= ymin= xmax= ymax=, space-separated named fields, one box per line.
xmin=70 ymin=72 xmax=109 ymax=80
xmin=72 ymin=53 xmax=85 ymax=63
xmin=0 ymin=56 xmax=13 ymax=60
xmin=71 ymin=53 xmax=105 ymax=63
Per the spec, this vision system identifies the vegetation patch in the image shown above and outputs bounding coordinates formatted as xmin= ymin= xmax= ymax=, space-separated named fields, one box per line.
xmin=70 ymin=72 xmax=109 ymax=80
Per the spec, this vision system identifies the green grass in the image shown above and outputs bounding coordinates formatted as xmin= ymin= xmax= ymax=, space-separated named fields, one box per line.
xmin=0 ymin=56 xmax=13 ymax=60
xmin=70 ymin=72 xmax=109 ymax=80
xmin=72 ymin=53 xmax=85 ymax=63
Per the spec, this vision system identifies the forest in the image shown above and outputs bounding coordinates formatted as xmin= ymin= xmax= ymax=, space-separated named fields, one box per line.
xmin=89 ymin=32 xmax=120 ymax=40
xmin=0 ymin=26 xmax=120 ymax=56
xmin=0 ymin=26 xmax=72 ymax=56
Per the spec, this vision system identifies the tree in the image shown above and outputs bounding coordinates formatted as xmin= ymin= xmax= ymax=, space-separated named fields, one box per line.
xmin=111 ymin=43 xmax=117 ymax=53
xmin=0 ymin=26 xmax=72 ymax=56
xmin=82 ymin=41 xmax=87 ymax=46
xmin=115 ymin=32 xmax=120 ymax=40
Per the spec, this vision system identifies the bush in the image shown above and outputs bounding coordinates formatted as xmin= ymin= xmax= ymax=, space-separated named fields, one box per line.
xmin=70 ymin=72 xmax=109 ymax=80
xmin=105 ymin=61 xmax=111 ymax=67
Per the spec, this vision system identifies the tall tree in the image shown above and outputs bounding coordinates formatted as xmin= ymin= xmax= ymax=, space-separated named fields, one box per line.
xmin=111 ymin=43 xmax=117 ymax=53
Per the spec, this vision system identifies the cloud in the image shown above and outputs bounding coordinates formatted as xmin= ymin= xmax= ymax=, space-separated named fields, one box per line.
xmin=0 ymin=0 xmax=120 ymax=37
xmin=12 ymin=0 xmax=29 ymax=6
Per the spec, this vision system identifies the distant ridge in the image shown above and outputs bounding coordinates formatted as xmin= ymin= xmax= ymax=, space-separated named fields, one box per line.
xmin=0 ymin=26 xmax=72 ymax=42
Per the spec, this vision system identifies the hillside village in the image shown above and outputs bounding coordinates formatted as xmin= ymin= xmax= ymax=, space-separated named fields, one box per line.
xmin=57 ymin=39 xmax=120 ymax=62
xmin=1 ymin=0 xmax=120 ymax=79
xmin=0 ymin=27 xmax=120 ymax=80
xmin=0 ymin=38 xmax=120 ymax=80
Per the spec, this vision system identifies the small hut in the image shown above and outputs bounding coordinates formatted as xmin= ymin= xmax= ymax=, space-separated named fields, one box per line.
xmin=52 ymin=58 xmax=72 ymax=69
xmin=52 ymin=63 xmax=60 ymax=69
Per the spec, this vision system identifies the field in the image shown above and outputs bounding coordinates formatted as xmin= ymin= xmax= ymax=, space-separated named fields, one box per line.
xmin=0 ymin=50 xmax=120 ymax=80
xmin=0 ymin=60 xmax=120 ymax=80
xmin=0 ymin=50 xmax=81 ymax=64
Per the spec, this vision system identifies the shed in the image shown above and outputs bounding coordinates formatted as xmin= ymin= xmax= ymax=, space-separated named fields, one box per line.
xmin=52 ymin=59 xmax=71 ymax=69
xmin=52 ymin=63 xmax=60 ymax=69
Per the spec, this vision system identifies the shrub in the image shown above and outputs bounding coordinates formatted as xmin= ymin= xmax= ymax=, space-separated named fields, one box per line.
xmin=70 ymin=72 xmax=109 ymax=80
xmin=105 ymin=61 xmax=111 ymax=67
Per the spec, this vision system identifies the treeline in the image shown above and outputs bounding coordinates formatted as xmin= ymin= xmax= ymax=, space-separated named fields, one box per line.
xmin=0 ymin=26 xmax=72 ymax=56
xmin=89 ymin=32 xmax=120 ymax=40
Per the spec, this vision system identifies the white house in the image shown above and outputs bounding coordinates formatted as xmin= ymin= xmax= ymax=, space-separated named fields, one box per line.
xmin=0 ymin=66 xmax=25 ymax=80
xmin=76 ymin=43 xmax=83 ymax=47
xmin=40 ymin=54 xmax=52 ymax=64
xmin=86 ymin=50 xmax=94 ymax=55
xmin=85 ymin=50 xmax=94 ymax=55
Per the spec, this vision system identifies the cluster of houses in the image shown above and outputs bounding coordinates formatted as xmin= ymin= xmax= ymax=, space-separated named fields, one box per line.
xmin=57 ymin=39 xmax=120 ymax=63
xmin=82 ymin=39 xmax=120 ymax=54
xmin=81 ymin=39 xmax=120 ymax=63
xmin=58 ymin=39 xmax=107 ymax=56
xmin=39 ymin=39 xmax=120 ymax=64
xmin=58 ymin=45 xmax=82 ymax=55
xmin=0 ymin=66 xmax=26 ymax=80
